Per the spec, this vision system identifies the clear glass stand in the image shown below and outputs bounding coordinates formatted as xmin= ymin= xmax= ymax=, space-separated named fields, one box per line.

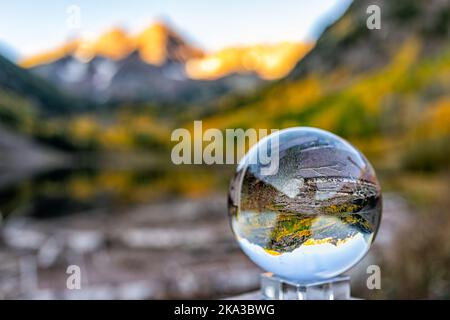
xmin=260 ymin=272 xmax=351 ymax=300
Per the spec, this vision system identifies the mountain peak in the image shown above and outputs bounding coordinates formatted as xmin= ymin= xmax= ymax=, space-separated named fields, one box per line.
xmin=19 ymin=21 xmax=311 ymax=81
xmin=76 ymin=27 xmax=134 ymax=61
xmin=186 ymin=42 xmax=313 ymax=80
xmin=20 ymin=22 xmax=203 ymax=67
xmin=136 ymin=21 xmax=203 ymax=65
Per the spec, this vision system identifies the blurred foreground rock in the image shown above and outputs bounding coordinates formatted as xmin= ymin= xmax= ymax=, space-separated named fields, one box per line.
xmin=0 ymin=193 xmax=411 ymax=299
xmin=0 ymin=196 xmax=260 ymax=299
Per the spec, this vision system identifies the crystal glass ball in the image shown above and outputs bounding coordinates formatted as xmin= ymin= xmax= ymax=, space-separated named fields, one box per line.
xmin=228 ymin=127 xmax=382 ymax=282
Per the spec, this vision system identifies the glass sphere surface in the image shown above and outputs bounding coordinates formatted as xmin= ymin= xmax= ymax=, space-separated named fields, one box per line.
xmin=228 ymin=127 xmax=382 ymax=282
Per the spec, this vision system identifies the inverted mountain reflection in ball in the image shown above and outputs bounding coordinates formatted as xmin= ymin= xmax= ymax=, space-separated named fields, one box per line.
xmin=228 ymin=128 xmax=382 ymax=281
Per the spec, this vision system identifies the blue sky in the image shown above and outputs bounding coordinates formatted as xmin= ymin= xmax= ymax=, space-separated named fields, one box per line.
xmin=0 ymin=0 xmax=351 ymax=58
